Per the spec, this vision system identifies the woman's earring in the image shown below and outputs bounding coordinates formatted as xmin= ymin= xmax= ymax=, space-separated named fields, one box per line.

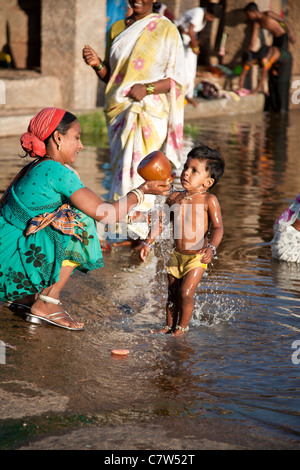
xmin=57 ymin=143 xmax=61 ymax=151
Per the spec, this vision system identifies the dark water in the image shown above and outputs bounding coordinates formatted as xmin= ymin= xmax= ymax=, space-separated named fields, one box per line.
xmin=0 ymin=110 xmax=300 ymax=448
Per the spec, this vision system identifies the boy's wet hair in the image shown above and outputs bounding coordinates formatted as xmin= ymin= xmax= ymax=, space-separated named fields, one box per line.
xmin=244 ymin=2 xmax=259 ymax=13
xmin=187 ymin=145 xmax=225 ymax=188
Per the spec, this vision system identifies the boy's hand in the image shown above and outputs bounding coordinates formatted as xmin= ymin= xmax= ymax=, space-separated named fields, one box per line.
xmin=139 ymin=244 xmax=151 ymax=262
xmin=199 ymin=246 xmax=214 ymax=264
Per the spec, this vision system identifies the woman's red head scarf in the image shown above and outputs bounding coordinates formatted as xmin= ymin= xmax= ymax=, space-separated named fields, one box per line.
xmin=20 ymin=107 xmax=66 ymax=158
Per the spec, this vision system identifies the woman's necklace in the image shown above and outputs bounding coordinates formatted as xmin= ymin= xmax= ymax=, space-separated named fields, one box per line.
xmin=183 ymin=190 xmax=207 ymax=200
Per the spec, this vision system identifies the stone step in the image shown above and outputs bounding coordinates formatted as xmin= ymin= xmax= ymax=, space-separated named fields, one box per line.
xmin=0 ymin=109 xmax=40 ymax=137
xmin=184 ymin=93 xmax=265 ymax=120
xmin=0 ymin=71 xmax=62 ymax=112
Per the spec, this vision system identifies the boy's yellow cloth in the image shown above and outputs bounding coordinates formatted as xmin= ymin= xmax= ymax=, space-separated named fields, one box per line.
xmin=166 ymin=250 xmax=207 ymax=279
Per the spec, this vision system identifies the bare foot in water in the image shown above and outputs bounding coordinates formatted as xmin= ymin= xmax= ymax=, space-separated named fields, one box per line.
xmin=171 ymin=326 xmax=189 ymax=336
xmin=149 ymin=326 xmax=173 ymax=334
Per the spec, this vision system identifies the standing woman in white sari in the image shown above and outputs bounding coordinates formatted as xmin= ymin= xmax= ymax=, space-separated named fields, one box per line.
xmin=83 ymin=0 xmax=185 ymax=210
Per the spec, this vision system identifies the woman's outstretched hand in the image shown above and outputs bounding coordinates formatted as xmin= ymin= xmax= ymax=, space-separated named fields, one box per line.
xmin=139 ymin=180 xmax=171 ymax=196
xmin=83 ymin=45 xmax=101 ymax=68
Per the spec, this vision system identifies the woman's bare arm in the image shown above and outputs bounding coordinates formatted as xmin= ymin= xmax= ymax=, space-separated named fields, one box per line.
xmin=70 ymin=181 xmax=170 ymax=224
xmin=82 ymin=45 xmax=111 ymax=83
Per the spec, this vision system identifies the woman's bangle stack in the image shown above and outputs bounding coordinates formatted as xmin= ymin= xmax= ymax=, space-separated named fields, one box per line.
xmin=129 ymin=188 xmax=145 ymax=206
xmin=93 ymin=58 xmax=104 ymax=72
xmin=145 ymin=83 xmax=155 ymax=95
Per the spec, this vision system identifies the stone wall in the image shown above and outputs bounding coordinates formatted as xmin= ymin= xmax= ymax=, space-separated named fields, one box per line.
xmin=41 ymin=0 xmax=105 ymax=110
xmin=163 ymin=0 xmax=198 ymax=18
xmin=286 ymin=0 xmax=299 ymax=74
xmin=0 ymin=0 xmax=299 ymax=110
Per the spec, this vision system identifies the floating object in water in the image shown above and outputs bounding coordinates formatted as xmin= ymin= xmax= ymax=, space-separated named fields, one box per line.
xmin=137 ymin=150 xmax=173 ymax=182
xmin=111 ymin=349 xmax=130 ymax=356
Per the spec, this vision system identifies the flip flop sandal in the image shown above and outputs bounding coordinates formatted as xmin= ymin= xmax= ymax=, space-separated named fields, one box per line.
xmin=26 ymin=294 xmax=85 ymax=331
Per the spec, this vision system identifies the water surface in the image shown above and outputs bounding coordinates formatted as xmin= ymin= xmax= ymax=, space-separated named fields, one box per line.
xmin=0 ymin=110 xmax=300 ymax=448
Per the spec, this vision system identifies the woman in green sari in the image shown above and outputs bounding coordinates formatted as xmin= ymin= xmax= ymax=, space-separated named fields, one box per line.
xmin=0 ymin=108 xmax=170 ymax=330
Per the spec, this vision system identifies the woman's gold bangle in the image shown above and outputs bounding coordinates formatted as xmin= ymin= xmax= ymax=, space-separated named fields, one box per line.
xmin=93 ymin=59 xmax=104 ymax=72
xmin=145 ymin=83 xmax=155 ymax=95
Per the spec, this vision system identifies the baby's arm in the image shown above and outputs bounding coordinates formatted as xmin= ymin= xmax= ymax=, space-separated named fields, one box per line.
xmin=139 ymin=219 xmax=162 ymax=262
xmin=139 ymin=192 xmax=177 ymax=262
xmin=139 ymin=242 xmax=153 ymax=262
xmin=199 ymin=194 xmax=223 ymax=264
xmin=139 ymin=209 xmax=165 ymax=262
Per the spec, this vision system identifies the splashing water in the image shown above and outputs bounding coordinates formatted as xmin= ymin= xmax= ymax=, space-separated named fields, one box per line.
xmin=191 ymin=289 xmax=237 ymax=327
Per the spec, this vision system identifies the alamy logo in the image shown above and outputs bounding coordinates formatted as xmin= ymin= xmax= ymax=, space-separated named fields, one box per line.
xmin=291 ymin=80 xmax=300 ymax=105
xmin=0 ymin=80 xmax=6 ymax=104
xmin=291 ymin=340 xmax=300 ymax=365
xmin=96 ymin=201 xmax=206 ymax=250
xmin=0 ymin=340 xmax=6 ymax=364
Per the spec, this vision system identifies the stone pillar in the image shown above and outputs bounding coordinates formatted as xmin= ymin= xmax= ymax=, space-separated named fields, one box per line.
xmin=41 ymin=0 xmax=106 ymax=110
xmin=164 ymin=0 xmax=198 ymax=19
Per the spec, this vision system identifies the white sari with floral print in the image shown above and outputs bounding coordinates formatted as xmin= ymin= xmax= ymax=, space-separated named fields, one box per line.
xmin=104 ymin=14 xmax=185 ymax=205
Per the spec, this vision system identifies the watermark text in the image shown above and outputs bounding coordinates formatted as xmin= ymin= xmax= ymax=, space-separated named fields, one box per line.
xmin=0 ymin=340 xmax=6 ymax=364
xmin=291 ymin=80 xmax=300 ymax=105
xmin=96 ymin=200 xmax=206 ymax=250
xmin=291 ymin=340 xmax=300 ymax=365
xmin=0 ymin=80 xmax=6 ymax=104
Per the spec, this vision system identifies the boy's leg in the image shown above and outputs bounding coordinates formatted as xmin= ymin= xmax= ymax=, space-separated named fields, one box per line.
xmin=174 ymin=267 xmax=206 ymax=336
xmin=166 ymin=274 xmax=180 ymax=329
xmin=150 ymin=274 xmax=179 ymax=333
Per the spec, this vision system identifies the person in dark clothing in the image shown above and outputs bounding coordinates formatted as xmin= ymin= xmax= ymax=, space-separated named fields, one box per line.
xmin=244 ymin=2 xmax=295 ymax=112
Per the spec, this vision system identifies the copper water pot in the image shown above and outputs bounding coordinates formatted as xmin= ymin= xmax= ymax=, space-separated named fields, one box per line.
xmin=137 ymin=150 xmax=173 ymax=182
